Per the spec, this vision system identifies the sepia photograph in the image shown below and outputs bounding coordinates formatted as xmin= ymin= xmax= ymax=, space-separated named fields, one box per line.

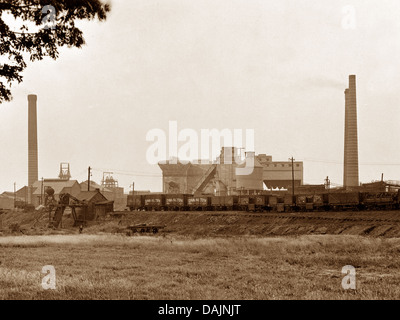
xmin=1 ymin=0 xmax=400 ymax=309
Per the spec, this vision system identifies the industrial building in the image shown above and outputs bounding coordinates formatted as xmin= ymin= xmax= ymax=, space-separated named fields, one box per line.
xmin=256 ymin=154 xmax=303 ymax=189
xmin=159 ymin=147 xmax=303 ymax=195
xmin=31 ymin=179 xmax=81 ymax=207
xmin=12 ymin=74 xmax=385 ymax=211
xmin=21 ymin=93 xmax=126 ymax=210
xmin=25 ymin=163 xmax=81 ymax=207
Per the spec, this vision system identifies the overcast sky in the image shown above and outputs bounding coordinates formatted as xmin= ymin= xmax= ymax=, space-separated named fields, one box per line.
xmin=1 ymin=0 xmax=400 ymax=193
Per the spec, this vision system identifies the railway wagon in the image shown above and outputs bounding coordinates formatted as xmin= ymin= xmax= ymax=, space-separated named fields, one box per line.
xmin=126 ymin=223 xmax=165 ymax=235
xmin=238 ymin=195 xmax=251 ymax=211
xmin=127 ymin=195 xmax=143 ymax=211
xmin=211 ymin=196 xmax=238 ymax=211
xmin=126 ymin=189 xmax=400 ymax=213
xmin=267 ymin=195 xmax=278 ymax=211
xmin=211 ymin=196 xmax=222 ymax=210
xmin=251 ymin=194 xmax=266 ymax=212
xmin=296 ymin=195 xmax=323 ymax=211
xmin=237 ymin=195 xmax=261 ymax=212
xmin=224 ymin=195 xmax=238 ymax=211
xmin=187 ymin=195 xmax=211 ymax=211
xmin=143 ymin=194 xmax=165 ymax=211
xmin=298 ymin=194 xmax=324 ymax=211
xmin=313 ymin=194 xmax=324 ymax=210
xmin=165 ymin=194 xmax=187 ymax=211
xmin=360 ymin=192 xmax=398 ymax=210
xmin=327 ymin=192 xmax=360 ymax=211
xmin=267 ymin=195 xmax=285 ymax=212
xmin=283 ymin=194 xmax=294 ymax=211
xmin=296 ymin=195 xmax=311 ymax=211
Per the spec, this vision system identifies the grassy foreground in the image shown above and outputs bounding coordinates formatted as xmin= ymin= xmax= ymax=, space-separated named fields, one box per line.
xmin=0 ymin=234 xmax=399 ymax=300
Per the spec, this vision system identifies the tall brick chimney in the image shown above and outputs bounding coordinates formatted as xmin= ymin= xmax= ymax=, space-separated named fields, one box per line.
xmin=28 ymin=94 xmax=38 ymax=204
xmin=343 ymin=75 xmax=359 ymax=188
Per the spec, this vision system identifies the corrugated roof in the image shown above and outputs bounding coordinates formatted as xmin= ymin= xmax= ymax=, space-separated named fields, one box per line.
xmin=32 ymin=180 xmax=79 ymax=195
xmin=75 ymin=190 xmax=107 ymax=202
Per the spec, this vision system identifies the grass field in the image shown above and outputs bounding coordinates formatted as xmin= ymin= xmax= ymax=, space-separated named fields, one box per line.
xmin=1 ymin=233 xmax=400 ymax=300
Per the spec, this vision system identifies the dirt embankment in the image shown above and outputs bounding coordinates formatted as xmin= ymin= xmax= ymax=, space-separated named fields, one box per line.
xmin=2 ymin=209 xmax=400 ymax=237
xmin=112 ymin=210 xmax=400 ymax=237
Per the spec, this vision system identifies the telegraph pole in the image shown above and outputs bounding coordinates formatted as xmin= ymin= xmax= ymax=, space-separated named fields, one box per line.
xmin=40 ymin=177 xmax=44 ymax=205
xmin=88 ymin=166 xmax=91 ymax=191
xmin=289 ymin=157 xmax=295 ymax=204
xmin=13 ymin=182 xmax=16 ymax=209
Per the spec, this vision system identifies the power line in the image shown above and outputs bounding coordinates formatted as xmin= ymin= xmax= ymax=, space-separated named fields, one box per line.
xmin=299 ymin=158 xmax=400 ymax=166
xmin=91 ymin=167 xmax=162 ymax=177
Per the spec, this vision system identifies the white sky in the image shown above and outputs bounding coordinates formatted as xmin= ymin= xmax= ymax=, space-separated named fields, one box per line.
xmin=1 ymin=0 xmax=400 ymax=193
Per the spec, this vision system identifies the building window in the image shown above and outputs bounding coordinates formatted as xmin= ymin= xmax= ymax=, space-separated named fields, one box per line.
xmin=296 ymin=164 xmax=300 ymax=167
xmin=274 ymin=164 xmax=277 ymax=167
xmin=281 ymin=164 xmax=285 ymax=167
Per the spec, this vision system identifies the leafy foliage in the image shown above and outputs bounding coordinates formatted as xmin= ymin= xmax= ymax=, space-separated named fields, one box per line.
xmin=0 ymin=0 xmax=111 ymax=103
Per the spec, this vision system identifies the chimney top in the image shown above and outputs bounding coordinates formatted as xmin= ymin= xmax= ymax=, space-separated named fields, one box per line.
xmin=28 ymin=94 xmax=37 ymax=102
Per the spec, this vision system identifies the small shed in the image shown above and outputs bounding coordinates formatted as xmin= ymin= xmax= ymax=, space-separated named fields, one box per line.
xmin=0 ymin=194 xmax=14 ymax=210
xmin=75 ymin=189 xmax=114 ymax=221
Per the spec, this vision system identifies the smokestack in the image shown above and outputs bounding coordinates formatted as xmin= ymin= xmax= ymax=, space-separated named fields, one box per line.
xmin=28 ymin=94 xmax=38 ymax=203
xmin=343 ymin=75 xmax=359 ymax=188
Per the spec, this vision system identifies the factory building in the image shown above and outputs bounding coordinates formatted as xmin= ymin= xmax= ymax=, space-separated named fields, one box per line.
xmin=159 ymin=147 xmax=304 ymax=195
xmin=256 ymin=154 xmax=303 ymax=189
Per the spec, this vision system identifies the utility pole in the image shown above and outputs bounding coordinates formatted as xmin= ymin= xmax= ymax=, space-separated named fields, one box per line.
xmin=41 ymin=177 xmax=44 ymax=205
xmin=14 ymin=182 xmax=16 ymax=209
xmin=289 ymin=157 xmax=295 ymax=205
xmin=88 ymin=166 xmax=91 ymax=191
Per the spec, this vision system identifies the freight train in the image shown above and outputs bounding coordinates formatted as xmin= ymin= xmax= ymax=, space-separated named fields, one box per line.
xmin=127 ymin=190 xmax=400 ymax=212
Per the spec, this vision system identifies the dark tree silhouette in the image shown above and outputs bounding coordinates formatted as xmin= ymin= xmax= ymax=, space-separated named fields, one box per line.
xmin=0 ymin=0 xmax=111 ymax=103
